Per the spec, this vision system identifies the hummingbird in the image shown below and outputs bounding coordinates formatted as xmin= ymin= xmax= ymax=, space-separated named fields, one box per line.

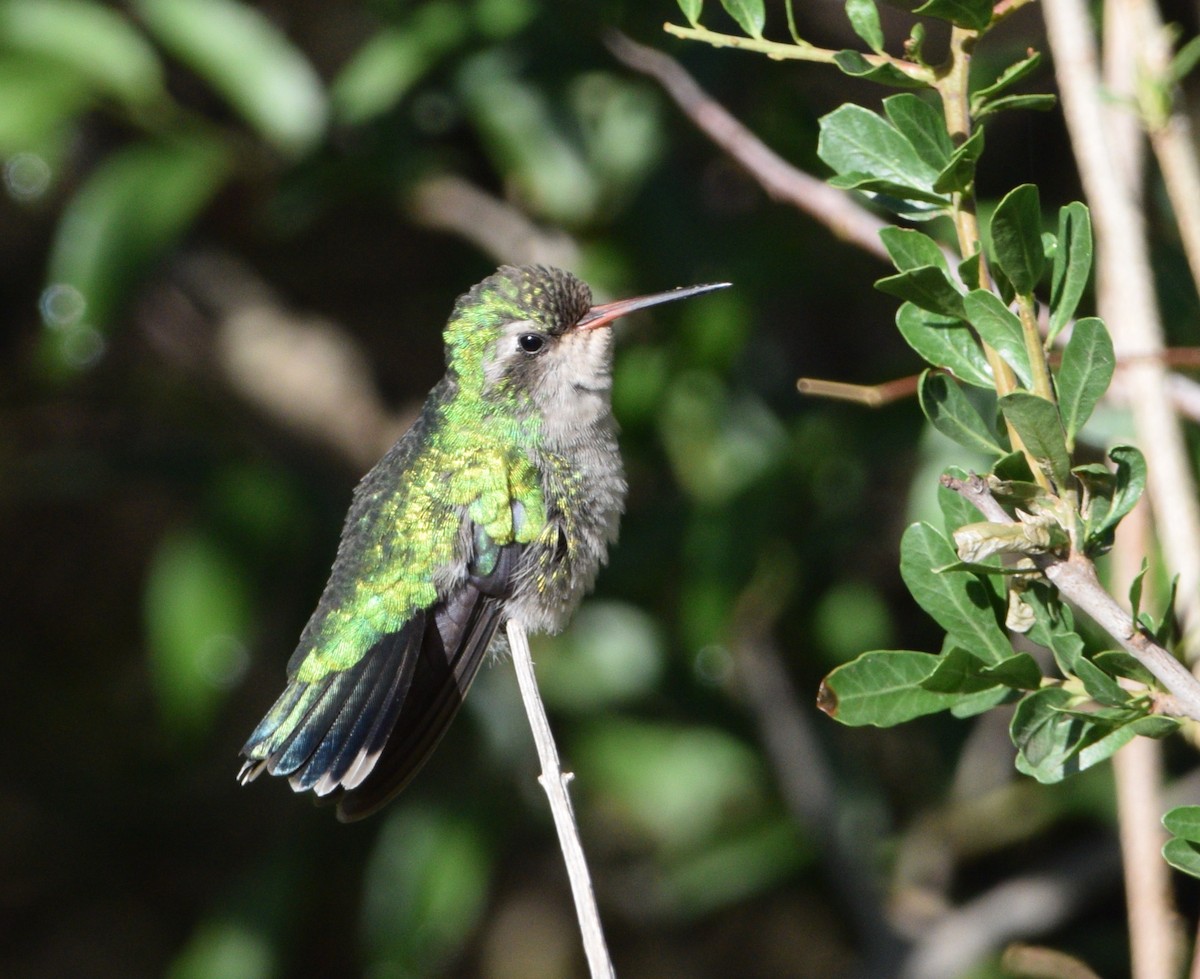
xmin=238 ymin=265 xmax=729 ymax=821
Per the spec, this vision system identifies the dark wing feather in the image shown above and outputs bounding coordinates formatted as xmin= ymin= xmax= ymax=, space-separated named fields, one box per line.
xmin=239 ymin=535 xmax=523 ymax=817
xmin=287 ymin=626 xmax=407 ymax=793
xmin=331 ymin=545 xmax=522 ymax=821
xmin=239 ymin=615 xmax=424 ymax=788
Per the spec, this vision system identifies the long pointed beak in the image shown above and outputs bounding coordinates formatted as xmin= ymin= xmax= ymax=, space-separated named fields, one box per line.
xmin=576 ymin=281 xmax=731 ymax=331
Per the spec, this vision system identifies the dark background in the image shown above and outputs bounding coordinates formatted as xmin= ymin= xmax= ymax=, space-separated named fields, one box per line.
xmin=2 ymin=1 xmax=1193 ymax=977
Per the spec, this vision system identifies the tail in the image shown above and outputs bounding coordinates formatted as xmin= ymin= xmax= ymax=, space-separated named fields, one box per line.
xmin=238 ymin=549 xmax=519 ymax=819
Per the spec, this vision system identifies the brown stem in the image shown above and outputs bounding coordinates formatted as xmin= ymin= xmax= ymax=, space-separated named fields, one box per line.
xmin=605 ymin=32 xmax=894 ymax=263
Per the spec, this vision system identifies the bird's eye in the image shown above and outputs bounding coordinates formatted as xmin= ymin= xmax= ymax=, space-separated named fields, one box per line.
xmin=518 ymin=333 xmax=546 ymax=354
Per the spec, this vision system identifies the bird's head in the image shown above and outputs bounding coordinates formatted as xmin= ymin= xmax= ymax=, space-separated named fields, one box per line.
xmin=444 ymin=265 xmax=727 ymax=415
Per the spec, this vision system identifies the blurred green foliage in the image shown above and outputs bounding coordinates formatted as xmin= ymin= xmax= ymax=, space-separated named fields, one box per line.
xmin=1 ymin=0 xmax=1173 ymax=977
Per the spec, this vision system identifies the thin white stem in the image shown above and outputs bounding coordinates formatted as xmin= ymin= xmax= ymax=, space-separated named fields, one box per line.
xmin=506 ymin=618 xmax=615 ymax=979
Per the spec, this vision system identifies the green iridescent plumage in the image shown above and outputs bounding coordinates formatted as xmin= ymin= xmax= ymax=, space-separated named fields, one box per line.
xmin=238 ymin=265 xmax=727 ymax=820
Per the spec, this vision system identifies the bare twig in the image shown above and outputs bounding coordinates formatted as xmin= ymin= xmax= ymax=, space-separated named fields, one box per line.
xmin=1110 ymin=502 xmax=1181 ymax=979
xmin=1002 ymin=943 xmax=1104 ymax=979
xmin=796 ymin=374 xmax=920 ymax=406
xmin=899 ymin=837 xmax=1120 ymax=979
xmin=799 ymin=351 xmax=1200 ymax=415
xmin=1100 ymin=20 xmax=1184 ymax=972
xmin=1102 ymin=0 xmax=1146 ymax=196
xmin=505 ymin=619 xmax=614 ymax=979
xmin=729 ymin=558 xmax=904 ymax=975
xmin=1114 ymin=738 xmax=1179 ymax=977
xmin=943 ymin=473 xmax=1200 ymax=721
xmin=149 ymin=251 xmax=410 ymax=469
xmin=1124 ymin=0 xmax=1200 ymax=295
xmin=604 ymin=31 xmax=892 ymax=263
xmin=1193 ymin=919 xmax=1200 ymax=979
xmin=408 ymin=174 xmax=580 ymax=269
xmin=658 ymin=22 xmax=932 ymax=84
xmin=1043 ymin=0 xmax=1200 ymax=651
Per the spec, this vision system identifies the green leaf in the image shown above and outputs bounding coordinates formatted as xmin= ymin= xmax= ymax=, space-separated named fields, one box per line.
xmin=991 ymin=261 xmax=1016 ymax=306
xmin=818 ymin=103 xmax=944 ymax=201
xmin=1074 ymin=654 xmax=1132 ymax=707
xmin=879 ymin=227 xmax=949 ymax=273
xmin=982 ymin=652 xmax=1043 ymax=689
xmin=1163 ymin=838 xmax=1200 ymax=879
xmin=458 ymin=54 xmax=601 ymax=225
xmin=1022 ymin=581 xmax=1086 ymax=669
xmin=919 ymin=371 xmax=1005 ymax=455
xmin=920 ymin=647 xmax=998 ymax=693
xmin=933 ymin=127 xmax=984 ymax=194
xmin=1057 ymin=317 xmax=1113 ymax=446
xmin=1011 ymin=688 xmax=1159 ymax=781
xmin=973 ymin=93 xmax=1057 ymax=120
xmin=1074 ymin=714 xmax=1177 ymax=772
xmin=896 ymin=302 xmax=993 ymax=387
xmin=1169 ymin=36 xmax=1200 ymax=85
xmin=1165 ymin=805 xmax=1200 ymax=842
xmin=845 ymin=0 xmax=883 ymax=53
xmin=899 ymin=521 xmax=1011 ymax=664
xmin=998 ymin=392 xmax=1071 ymax=488
xmin=883 ymin=94 xmax=952 ymax=171
xmin=906 ymin=22 xmax=926 ymax=63
xmin=990 ymin=184 xmax=1045 ymax=295
xmin=44 ymin=135 xmax=230 ymax=342
xmin=913 ymin=0 xmax=993 ymax=30
xmin=1093 ymin=650 xmax=1155 ymax=686
xmin=144 ymin=529 xmax=251 ymax=738
xmin=1011 ymin=686 xmax=1080 ymax=782
xmin=1048 ymin=202 xmax=1094 ymax=342
xmin=958 ymin=251 xmax=982 ymax=290
xmin=1150 ymin=576 xmax=1180 ymax=648
xmin=677 ymin=0 xmax=703 ymax=26
xmin=1166 ymin=836 xmax=1200 ymax=887
xmin=827 ymin=172 xmax=952 ymax=206
xmin=719 ymin=0 xmax=764 ymax=38
xmin=832 ymin=50 xmax=931 ymax=89
xmin=362 ymin=809 xmax=491 ymax=974
xmin=134 ymin=0 xmax=327 ymax=156
xmin=988 ymin=473 xmax=1042 ymax=505
xmin=537 ymin=602 xmax=665 ymax=711
xmin=876 ymin=266 xmax=965 ymax=318
xmin=1097 ymin=445 xmax=1148 ymax=536
xmin=920 ymin=646 xmax=1040 ymax=692
xmin=1075 ymin=465 xmax=1116 ymax=549
xmin=962 ymin=289 xmax=1033 ymax=387
xmin=0 ymin=55 xmax=89 ymax=154
xmin=0 ymin=0 xmax=166 ymax=106
xmin=330 ymin=4 xmax=467 ymax=125
xmin=950 ymin=685 xmax=1014 ymax=717
xmin=971 ymin=50 xmax=1043 ymax=107
xmin=818 ymin=650 xmax=961 ymax=726
xmin=577 ymin=719 xmax=765 ymax=849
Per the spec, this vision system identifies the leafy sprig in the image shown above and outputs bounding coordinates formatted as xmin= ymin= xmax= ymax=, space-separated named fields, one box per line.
xmin=670 ymin=0 xmax=1200 ymax=870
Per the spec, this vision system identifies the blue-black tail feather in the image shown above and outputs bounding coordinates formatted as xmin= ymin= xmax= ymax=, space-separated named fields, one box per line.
xmin=331 ymin=545 xmax=522 ymax=820
xmin=239 ymin=543 xmax=522 ymax=818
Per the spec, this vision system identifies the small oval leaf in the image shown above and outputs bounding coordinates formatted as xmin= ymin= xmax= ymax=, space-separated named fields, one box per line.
xmin=1057 ymin=317 xmax=1114 ymax=446
xmin=135 ymin=0 xmax=327 ymax=155
xmin=990 ymin=184 xmax=1045 ymax=296
xmin=919 ymin=370 xmax=1005 ymax=456
xmin=719 ymin=0 xmax=765 ymax=38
